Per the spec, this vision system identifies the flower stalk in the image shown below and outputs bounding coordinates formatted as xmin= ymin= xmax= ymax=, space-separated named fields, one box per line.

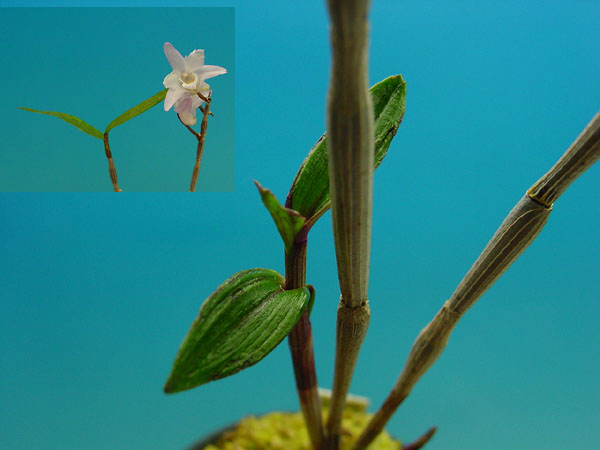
xmin=189 ymin=93 xmax=212 ymax=192
xmin=325 ymin=0 xmax=374 ymax=448
xmin=177 ymin=92 xmax=213 ymax=192
xmin=102 ymin=132 xmax=122 ymax=192
xmin=351 ymin=110 xmax=600 ymax=450
xmin=284 ymin=228 xmax=325 ymax=450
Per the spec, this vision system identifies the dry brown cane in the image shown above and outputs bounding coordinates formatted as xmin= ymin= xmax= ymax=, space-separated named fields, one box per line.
xmin=325 ymin=0 xmax=374 ymax=448
xmin=102 ymin=132 xmax=122 ymax=192
xmin=351 ymin=110 xmax=600 ymax=450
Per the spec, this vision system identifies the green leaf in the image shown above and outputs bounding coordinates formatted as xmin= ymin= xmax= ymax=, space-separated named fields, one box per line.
xmin=254 ymin=180 xmax=306 ymax=252
xmin=286 ymin=75 xmax=406 ymax=223
xmin=164 ymin=268 xmax=311 ymax=394
xmin=104 ymin=88 xmax=167 ymax=133
xmin=17 ymin=107 xmax=103 ymax=140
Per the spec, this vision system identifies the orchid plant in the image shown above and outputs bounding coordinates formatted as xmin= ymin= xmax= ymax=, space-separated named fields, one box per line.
xmin=19 ymin=42 xmax=227 ymax=192
xmin=162 ymin=2 xmax=600 ymax=450
xmin=17 ymin=5 xmax=599 ymax=449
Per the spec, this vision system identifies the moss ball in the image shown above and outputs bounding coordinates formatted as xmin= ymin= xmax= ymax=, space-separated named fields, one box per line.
xmin=202 ymin=408 xmax=400 ymax=450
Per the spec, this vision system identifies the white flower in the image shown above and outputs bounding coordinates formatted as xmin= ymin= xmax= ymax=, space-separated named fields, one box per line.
xmin=162 ymin=42 xmax=227 ymax=126
xmin=174 ymin=95 xmax=204 ymax=127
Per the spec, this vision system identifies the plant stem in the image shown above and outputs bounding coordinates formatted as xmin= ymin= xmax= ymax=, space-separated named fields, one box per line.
xmin=327 ymin=301 xmax=370 ymax=449
xmin=401 ymin=426 xmax=437 ymax=450
xmin=285 ymin=230 xmax=324 ymax=450
xmin=325 ymin=0 xmax=373 ymax=448
xmin=326 ymin=0 xmax=373 ymax=307
xmin=528 ymin=110 xmax=600 ymax=207
xmin=189 ymin=94 xmax=212 ymax=192
xmin=351 ymin=110 xmax=600 ymax=450
xmin=102 ymin=132 xmax=122 ymax=192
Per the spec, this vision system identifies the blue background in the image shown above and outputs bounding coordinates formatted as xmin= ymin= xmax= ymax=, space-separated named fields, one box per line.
xmin=0 ymin=7 xmax=234 ymax=192
xmin=1 ymin=1 xmax=599 ymax=450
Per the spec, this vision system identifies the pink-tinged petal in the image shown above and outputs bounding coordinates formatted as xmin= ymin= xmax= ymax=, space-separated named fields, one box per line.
xmin=191 ymin=94 xmax=205 ymax=109
xmin=174 ymin=96 xmax=192 ymax=114
xmin=195 ymin=65 xmax=227 ymax=81
xmin=164 ymin=86 xmax=188 ymax=111
xmin=163 ymin=71 xmax=181 ymax=89
xmin=175 ymin=97 xmax=198 ymax=126
xmin=184 ymin=49 xmax=205 ymax=72
xmin=163 ymin=42 xmax=186 ymax=73
xmin=179 ymin=111 xmax=197 ymax=126
xmin=175 ymin=95 xmax=203 ymax=114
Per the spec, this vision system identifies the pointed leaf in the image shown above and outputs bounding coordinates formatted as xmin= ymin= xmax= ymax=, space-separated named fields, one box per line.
xmin=17 ymin=107 xmax=103 ymax=140
xmin=105 ymin=88 xmax=167 ymax=133
xmin=165 ymin=268 xmax=312 ymax=393
xmin=254 ymin=180 xmax=306 ymax=252
xmin=286 ymin=75 xmax=406 ymax=224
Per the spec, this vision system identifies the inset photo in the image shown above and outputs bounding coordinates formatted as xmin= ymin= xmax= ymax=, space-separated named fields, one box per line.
xmin=1 ymin=7 xmax=234 ymax=192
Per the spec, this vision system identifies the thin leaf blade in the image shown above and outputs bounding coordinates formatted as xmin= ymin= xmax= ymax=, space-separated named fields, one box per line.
xmin=255 ymin=180 xmax=306 ymax=251
xmin=164 ymin=268 xmax=311 ymax=393
xmin=17 ymin=107 xmax=103 ymax=140
xmin=286 ymin=75 xmax=406 ymax=222
xmin=105 ymin=88 xmax=167 ymax=133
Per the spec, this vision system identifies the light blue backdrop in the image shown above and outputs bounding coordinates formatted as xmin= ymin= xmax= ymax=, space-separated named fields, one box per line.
xmin=1 ymin=1 xmax=598 ymax=450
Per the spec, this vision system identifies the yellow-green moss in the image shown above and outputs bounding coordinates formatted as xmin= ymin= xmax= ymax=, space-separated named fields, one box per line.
xmin=202 ymin=408 xmax=400 ymax=450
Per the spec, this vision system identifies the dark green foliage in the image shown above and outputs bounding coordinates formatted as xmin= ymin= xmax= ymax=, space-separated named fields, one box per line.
xmin=164 ymin=269 xmax=312 ymax=393
xmin=286 ymin=75 xmax=406 ymax=224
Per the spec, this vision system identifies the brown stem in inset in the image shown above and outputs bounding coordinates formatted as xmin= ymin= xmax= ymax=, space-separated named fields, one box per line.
xmin=285 ymin=230 xmax=324 ymax=450
xmin=188 ymin=93 xmax=212 ymax=192
xmin=103 ymin=132 xmax=122 ymax=192
xmin=352 ymin=110 xmax=600 ymax=450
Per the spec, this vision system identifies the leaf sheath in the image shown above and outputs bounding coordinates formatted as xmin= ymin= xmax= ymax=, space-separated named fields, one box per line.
xmin=285 ymin=238 xmax=325 ymax=449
